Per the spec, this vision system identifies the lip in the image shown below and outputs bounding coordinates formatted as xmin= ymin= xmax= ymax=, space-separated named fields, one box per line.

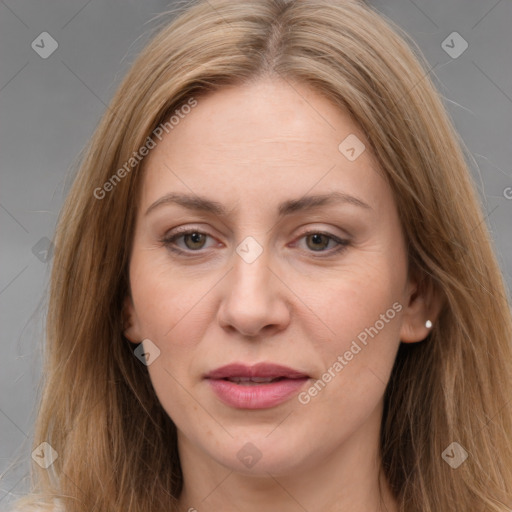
xmin=205 ymin=362 xmax=309 ymax=380
xmin=204 ymin=363 xmax=310 ymax=409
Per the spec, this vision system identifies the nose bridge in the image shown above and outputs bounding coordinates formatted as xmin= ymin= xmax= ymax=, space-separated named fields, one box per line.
xmin=230 ymin=241 xmax=275 ymax=310
xmin=231 ymin=231 xmax=272 ymax=295
xmin=232 ymin=248 xmax=270 ymax=298
xmin=217 ymin=239 xmax=290 ymax=336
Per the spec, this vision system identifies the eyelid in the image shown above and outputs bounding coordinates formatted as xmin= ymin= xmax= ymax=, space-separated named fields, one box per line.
xmin=294 ymin=225 xmax=349 ymax=239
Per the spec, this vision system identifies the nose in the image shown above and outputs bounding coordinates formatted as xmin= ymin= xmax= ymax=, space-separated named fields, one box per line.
xmin=216 ymin=250 xmax=291 ymax=338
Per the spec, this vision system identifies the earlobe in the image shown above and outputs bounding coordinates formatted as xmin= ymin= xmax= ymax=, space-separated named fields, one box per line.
xmin=399 ymin=274 xmax=442 ymax=344
xmin=400 ymin=317 xmax=434 ymax=344
xmin=122 ymin=295 xmax=143 ymax=344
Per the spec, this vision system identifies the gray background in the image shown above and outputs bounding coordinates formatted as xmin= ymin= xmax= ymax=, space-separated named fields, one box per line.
xmin=1 ymin=0 xmax=511 ymax=508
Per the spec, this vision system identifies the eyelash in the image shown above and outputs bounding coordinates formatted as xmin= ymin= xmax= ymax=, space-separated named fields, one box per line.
xmin=160 ymin=228 xmax=350 ymax=258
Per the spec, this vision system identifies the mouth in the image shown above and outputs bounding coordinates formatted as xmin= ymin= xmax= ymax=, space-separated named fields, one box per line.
xmin=205 ymin=362 xmax=309 ymax=380
xmin=204 ymin=363 xmax=310 ymax=409
xmin=220 ymin=376 xmax=292 ymax=385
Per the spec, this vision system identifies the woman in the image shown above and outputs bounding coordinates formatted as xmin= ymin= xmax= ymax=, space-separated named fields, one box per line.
xmin=11 ymin=0 xmax=512 ymax=510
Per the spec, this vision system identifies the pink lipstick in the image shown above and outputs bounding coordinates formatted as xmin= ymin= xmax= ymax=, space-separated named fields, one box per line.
xmin=204 ymin=363 xmax=310 ymax=409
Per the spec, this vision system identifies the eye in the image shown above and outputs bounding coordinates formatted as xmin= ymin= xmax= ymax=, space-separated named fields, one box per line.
xmin=295 ymin=231 xmax=349 ymax=255
xmin=160 ymin=228 xmax=349 ymax=257
xmin=160 ymin=228 xmax=218 ymax=253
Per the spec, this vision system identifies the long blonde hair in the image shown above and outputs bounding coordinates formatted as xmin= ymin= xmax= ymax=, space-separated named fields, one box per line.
xmin=11 ymin=0 xmax=512 ymax=510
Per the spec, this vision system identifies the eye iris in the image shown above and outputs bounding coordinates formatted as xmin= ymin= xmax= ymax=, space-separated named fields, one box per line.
xmin=306 ymin=233 xmax=329 ymax=251
xmin=184 ymin=232 xmax=206 ymax=250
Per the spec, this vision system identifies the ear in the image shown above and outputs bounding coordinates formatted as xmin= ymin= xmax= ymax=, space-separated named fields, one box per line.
xmin=122 ymin=295 xmax=144 ymax=344
xmin=400 ymin=271 xmax=443 ymax=343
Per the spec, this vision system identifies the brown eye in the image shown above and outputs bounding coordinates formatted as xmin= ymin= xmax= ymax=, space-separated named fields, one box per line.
xmin=161 ymin=229 xmax=216 ymax=254
xmin=183 ymin=232 xmax=207 ymax=250
xmin=305 ymin=233 xmax=332 ymax=251
xmin=294 ymin=230 xmax=350 ymax=256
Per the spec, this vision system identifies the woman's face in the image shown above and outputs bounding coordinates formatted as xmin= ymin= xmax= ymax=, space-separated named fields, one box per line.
xmin=124 ymin=79 xmax=424 ymax=477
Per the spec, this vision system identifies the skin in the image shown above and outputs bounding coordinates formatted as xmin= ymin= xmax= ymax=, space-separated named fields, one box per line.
xmin=124 ymin=78 xmax=439 ymax=512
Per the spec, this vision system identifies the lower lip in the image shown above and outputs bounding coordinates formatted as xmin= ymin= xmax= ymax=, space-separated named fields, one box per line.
xmin=206 ymin=378 xmax=309 ymax=409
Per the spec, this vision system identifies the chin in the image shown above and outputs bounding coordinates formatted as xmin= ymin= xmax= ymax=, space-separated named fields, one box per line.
xmin=209 ymin=433 xmax=310 ymax=477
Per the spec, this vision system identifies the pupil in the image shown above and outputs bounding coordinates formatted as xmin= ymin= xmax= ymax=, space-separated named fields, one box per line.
xmin=308 ymin=233 xmax=328 ymax=251
xmin=186 ymin=232 xmax=205 ymax=249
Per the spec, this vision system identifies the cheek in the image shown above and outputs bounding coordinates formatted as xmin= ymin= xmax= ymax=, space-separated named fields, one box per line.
xmin=302 ymin=250 xmax=405 ymax=347
xmin=296 ymin=249 xmax=405 ymax=405
xmin=147 ymin=361 xmax=201 ymax=435
xmin=129 ymin=254 xmax=216 ymax=416
xmin=129 ymin=250 xmax=213 ymax=342
xmin=294 ymin=289 xmax=402 ymax=450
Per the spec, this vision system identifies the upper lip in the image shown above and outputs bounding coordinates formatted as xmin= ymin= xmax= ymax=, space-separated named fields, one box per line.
xmin=204 ymin=363 xmax=309 ymax=380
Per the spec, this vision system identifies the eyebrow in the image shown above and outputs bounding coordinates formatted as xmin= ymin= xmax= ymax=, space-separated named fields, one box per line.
xmin=145 ymin=191 xmax=372 ymax=217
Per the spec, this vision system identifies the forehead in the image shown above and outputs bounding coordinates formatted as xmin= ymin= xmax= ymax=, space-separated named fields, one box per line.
xmin=153 ymin=79 xmax=365 ymax=158
xmin=140 ymin=79 xmax=389 ymax=213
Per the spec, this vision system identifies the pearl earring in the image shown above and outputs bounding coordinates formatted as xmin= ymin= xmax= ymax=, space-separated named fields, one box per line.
xmin=425 ymin=320 xmax=433 ymax=329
